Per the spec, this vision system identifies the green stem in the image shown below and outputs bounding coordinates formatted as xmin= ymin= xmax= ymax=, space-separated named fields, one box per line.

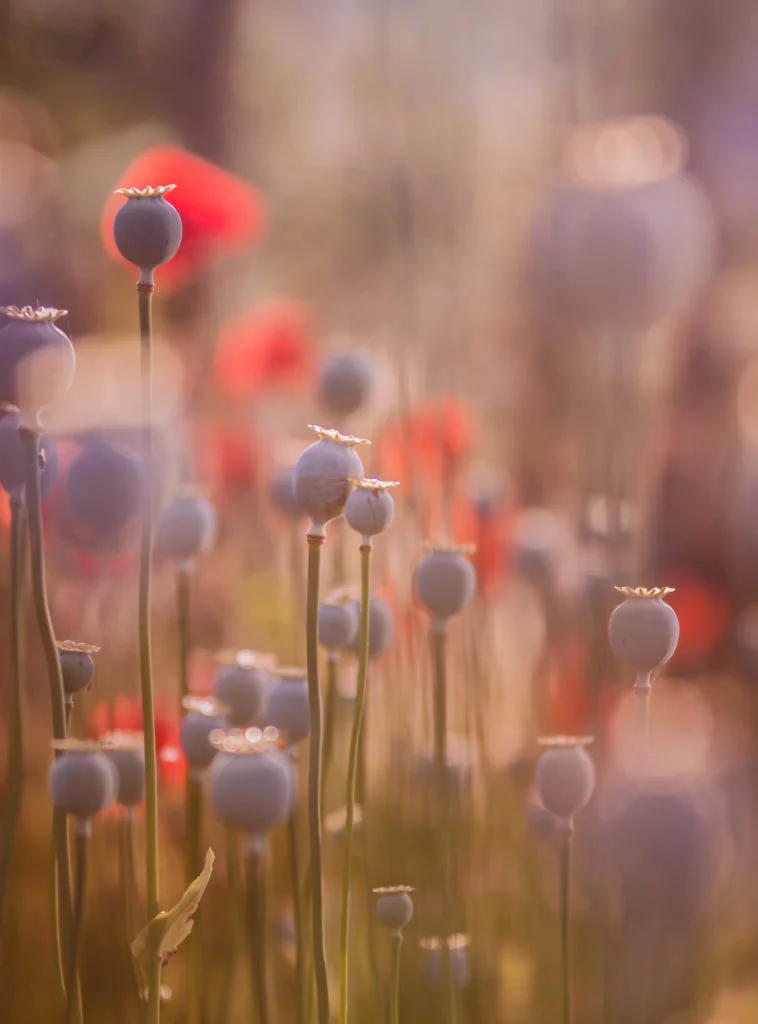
xmin=215 ymin=830 xmax=242 ymax=1024
xmin=390 ymin=932 xmax=402 ymax=1024
xmin=559 ymin=830 xmax=573 ymax=1024
xmin=306 ymin=530 xmax=330 ymax=1024
xmin=246 ymin=841 xmax=270 ymax=1024
xmin=321 ymin=652 xmax=339 ymax=816
xmin=65 ymin=824 xmax=89 ymax=1024
xmin=287 ymin=810 xmax=307 ymax=1024
xmin=146 ymin=954 xmax=162 ymax=1024
xmin=338 ymin=542 xmax=372 ymax=1024
xmin=49 ymin=828 xmax=66 ymax=1013
xmin=177 ymin=565 xmax=191 ymax=722
xmin=119 ymin=813 xmax=142 ymax=1007
xmin=0 ymin=497 xmax=26 ymax=931
xmin=23 ymin=428 xmax=82 ymax=1024
xmin=432 ymin=625 xmax=455 ymax=1024
xmin=186 ymin=773 xmax=203 ymax=1024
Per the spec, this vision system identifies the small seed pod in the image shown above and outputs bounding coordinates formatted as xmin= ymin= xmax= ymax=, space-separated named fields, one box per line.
xmin=421 ymin=936 xmax=471 ymax=991
xmin=318 ymin=600 xmax=359 ymax=651
xmin=0 ymin=307 xmax=76 ymax=429
xmin=212 ymin=657 xmax=270 ymax=728
xmin=414 ymin=545 xmax=477 ymax=622
xmin=318 ymin=352 xmax=374 ymax=418
xmin=373 ymin=886 xmax=414 ymax=930
xmin=344 ymin=479 xmax=397 ymax=538
xmin=58 ymin=641 xmax=100 ymax=699
xmin=0 ymin=413 xmax=58 ymax=500
xmin=49 ymin=750 xmax=117 ymax=819
xmin=346 ymin=596 xmax=394 ymax=659
xmin=608 ymin=587 xmax=680 ymax=678
xmin=155 ymin=492 xmax=216 ymax=563
xmin=293 ymin=425 xmax=367 ymax=527
xmin=112 ymin=185 xmax=182 ymax=271
xmin=269 ymin=467 xmax=302 ymax=521
xmin=536 ymin=738 xmax=596 ymax=821
xmin=66 ymin=438 xmax=143 ymax=545
xmin=180 ymin=710 xmax=226 ymax=771
xmin=209 ymin=740 xmax=296 ymax=835
xmin=265 ymin=670 xmax=310 ymax=746
xmin=105 ymin=746 xmax=145 ymax=808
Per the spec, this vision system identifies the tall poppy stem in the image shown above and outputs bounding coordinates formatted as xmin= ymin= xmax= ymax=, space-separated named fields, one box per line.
xmin=245 ymin=839 xmax=270 ymax=1024
xmin=177 ymin=564 xmax=191 ymax=720
xmin=287 ymin=806 xmax=307 ymax=1024
xmin=186 ymin=772 xmax=204 ymax=1024
xmin=320 ymin=651 xmax=339 ymax=815
xmin=65 ymin=823 xmax=90 ymax=1024
xmin=559 ymin=827 xmax=573 ymax=1024
xmin=432 ymin=624 xmax=455 ymax=1024
xmin=389 ymin=931 xmax=403 ymax=1024
xmin=338 ymin=541 xmax=372 ymax=1024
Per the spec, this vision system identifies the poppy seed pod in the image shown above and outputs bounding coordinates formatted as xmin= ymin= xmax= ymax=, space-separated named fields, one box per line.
xmin=58 ymin=642 xmax=100 ymax=698
xmin=346 ymin=596 xmax=394 ymax=659
xmin=374 ymin=887 xmax=414 ymax=930
xmin=0 ymin=413 xmax=58 ymax=499
xmin=525 ymin=801 xmax=560 ymax=842
xmin=49 ymin=751 xmax=117 ymax=819
xmin=414 ymin=547 xmax=477 ymax=621
xmin=66 ymin=438 xmax=143 ymax=543
xmin=536 ymin=741 xmax=596 ymax=821
xmin=106 ymin=748 xmax=145 ymax=807
xmin=0 ymin=307 xmax=76 ymax=429
xmin=608 ymin=587 xmax=680 ymax=676
xmin=112 ymin=186 xmax=182 ymax=271
xmin=265 ymin=673 xmax=310 ymax=746
xmin=318 ymin=601 xmax=359 ymax=651
xmin=180 ymin=711 xmax=226 ymax=770
xmin=293 ymin=426 xmax=367 ymax=527
xmin=213 ymin=663 xmax=268 ymax=728
xmin=210 ymin=747 xmax=296 ymax=835
xmin=155 ymin=493 xmax=216 ymax=562
xmin=269 ymin=467 xmax=302 ymax=521
xmin=421 ymin=937 xmax=471 ymax=991
xmin=344 ymin=480 xmax=397 ymax=538
xmin=318 ymin=352 xmax=374 ymax=417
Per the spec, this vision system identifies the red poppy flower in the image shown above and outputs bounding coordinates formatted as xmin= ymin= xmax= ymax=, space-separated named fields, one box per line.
xmin=101 ymin=145 xmax=266 ymax=292
xmin=213 ymin=299 xmax=315 ymax=399
xmin=376 ymin=396 xmax=477 ymax=487
xmin=195 ymin=416 xmax=261 ymax=499
xmin=449 ymin=491 xmax=513 ymax=599
xmin=664 ymin=569 xmax=731 ymax=669
xmin=90 ymin=695 xmax=186 ymax=792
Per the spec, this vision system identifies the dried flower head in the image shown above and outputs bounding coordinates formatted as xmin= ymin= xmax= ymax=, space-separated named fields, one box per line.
xmin=99 ymin=730 xmax=143 ymax=751
xmin=1 ymin=305 xmax=68 ymax=323
xmin=348 ymin=477 xmax=400 ymax=493
xmin=182 ymin=695 xmax=231 ymax=718
xmin=307 ymin=424 xmax=371 ymax=447
xmin=372 ymin=885 xmax=415 ymax=895
xmin=114 ymin=185 xmax=177 ymax=199
xmin=57 ymin=640 xmax=102 ymax=654
xmin=614 ymin=586 xmax=675 ymax=599
xmin=537 ymin=735 xmax=595 ymax=748
xmin=209 ymin=726 xmax=282 ymax=755
xmin=419 ymin=934 xmax=471 ymax=951
xmin=214 ymin=648 xmax=277 ymax=671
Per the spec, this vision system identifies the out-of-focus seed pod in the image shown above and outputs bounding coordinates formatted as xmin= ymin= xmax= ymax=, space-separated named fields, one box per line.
xmin=212 ymin=655 xmax=271 ymax=728
xmin=155 ymin=492 xmax=216 ymax=563
xmin=421 ymin=936 xmax=471 ymax=991
xmin=209 ymin=737 xmax=296 ymax=835
xmin=344 ymin=479 xmax=397 ymax=538
xmin=536 ymin=738 xmax=596 ymax=821
xmin=112 ymin=186 xmax=182 ymax=271
xmin=269 ymin=466 xmax=302 ymax=521
xmin=608 ymin=587 xmax=679 ymax=680
xmin=180 ymin=698 xmax=229 ymax=771
xmin=265 ymin=670 xmax=310 ymax=746
xmin=0 ymin=412 xmax=58 ymax=499
xmin=414 ymin=545 xmax=477 ymax=622
xmin=58 ymin=641 xmax=100 ymax=700
xmin=374 ymin=886 xmax=414 ymax=930
xmin=0 ymin=306 xmax=76 ymax=429
xmin=105 ymin=745 xmax=145 ymax=808
xmin=49 ymin=750 xmax=117 ymax=819
xmin=318 ymin=352 xmax=373 ymax=418
xmin=293 ymin=425 xmax=367 ymax=528
xmin=318 ymin=600 xmax=359 ymax=651
xmin=66 ymin=438 xmax=143 ymax=545
xmin=525 ymin=801 xmax=561 ymax=842
xmin=346 ymin=596 xmax=393 ymax=660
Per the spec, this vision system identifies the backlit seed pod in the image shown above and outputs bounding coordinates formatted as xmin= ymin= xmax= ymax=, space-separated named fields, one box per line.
xmin=293 ymin=426 xmax=367 ymax=527
xmin=346 ymin=596 xmax=394 ymax=659
xmin=106 ymin=748 xmax=145 ymax=807
xmin=58 ymin=642 xmax=100 ymax=699
xmin=269 ymin=467 xmax=302 ymax=521
xmin=180 ymin=711 xmax=226 ymax=770
xmin=318 ymin=601 xmax=359 ymax=651
xmin=344 ymin=479 xmax=397 ymax=538
xmin=155 ymin=492 xmax=216 ymax=562
xmin=414 ymin=546 xmax=477 ymax=621
xmin=49 ymin=751 xmax=117 ymax=819
xmin=536 ymin=740 xmax=596 ymax=821
xmin=318 ymin=352 xmax=374 ymax=417
xmin=66 ymin=438 xmax=143 ymax=544
xmin=112 ymin=186 xmax=182 ymax=271
xmin=213 ymin=663 xmax=269 ymax=728
xmin=0 ymin=307 xmax=76 ymax=429
xmin=525 ymin=801 xmax=560 ymax=842
xmin=374 ymin=886 xmax=414 ymax=930
xmin=210 ymin=747 xmax=296 ymax=835
xmin=421 ymin=937 xmax=471 ymax=991
xmin=0 ymin=413 xmax=58 ymax=499
xmin=265 ymin=672 xmax=310 ymax=746
xmin=608 ymin=587 xmax=679 ymax=676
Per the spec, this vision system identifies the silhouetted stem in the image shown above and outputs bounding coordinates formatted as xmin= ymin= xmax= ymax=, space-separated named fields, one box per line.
xmin=390 ymin=931 xmax=403 ymax=1024
xmin=559 ymin=829 xmax=573 ymax=1024
xmin=177 ymin=566 xmax=191 ymax=721
xmin=65 ymin=824 xmax=89 ymax=1024
xmin=215 ymin=830 xmax=242 ymax=1024
xmin=432 ymin=625 xmax=455 ymax=1024
xmin=287 ymin=810 xmax=307 ymax=1024
xmin=245 ymin=841 xmax=270 ymax=1024
xmin=321 ymin=652 xmax=339 ymax=814
xmin=186 ymin=773 xmax=203 ymax=1024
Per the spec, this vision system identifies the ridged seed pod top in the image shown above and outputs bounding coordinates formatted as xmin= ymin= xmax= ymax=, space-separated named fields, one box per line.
xmin=318 ymin=352 xmax=374 ymax=417
xmin=608 ymin=586 xmax=680 ymax=676
xmin=293 ymin=425 xmax=368 ymax=527
xmin=414 ymin=543 xmax=477 ymax=621
xmin=0 ymin=307 xmax=76 ymax=430
xmin=112 ymin=185 xmax=182 ymax=271
xmin=373 ymin=886 xmax=415 ymax=930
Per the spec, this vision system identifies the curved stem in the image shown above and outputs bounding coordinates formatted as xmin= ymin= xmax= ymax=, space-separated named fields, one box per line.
xmin=287 ymin=810 xmax=307 ymax=1024
xmin=177 ymin=566 xmax=191 ymax=722
xmin=390 ymin=931 xmax=403 ymax=1024
xmin=432 ymin=626 xmax=455 ymax=1024
xmin=245 ymin=841 xmax=270 ymax=1024
xmin=23 ymin=428 xmax=82 ymax=1024
xmin=321 ymin=652 xmax=339 ymax=816
xmin=65 ymin=824 xmax=89 ymax=1024
xmin=186 ymin=773 xmax=203 ymax=1024
xmin=339 ymin=542 xmax=373 ymax=1024
xmin=0 ymin=497 xmax=26 ymax=931
xmin=559 ymin=830 xmax=573 ymax=1024
xmin=306 ymin=531 xmax=330 ymax=1024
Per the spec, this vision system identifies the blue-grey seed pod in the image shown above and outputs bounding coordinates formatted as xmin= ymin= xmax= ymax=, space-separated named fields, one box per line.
xmin=66 ymin=438 xmax=143 ymax=541
xmin=0 ymin=315 xmax=76 ymax=425
xmin=346 ymin=596 xmax=394 ymax=659
xmin=318 ymin=602 xmax=359 ymax=651
xmin=49 ymin=752 xmax=117 ymax=819
xmin=180 ymin=712 xmax=226 ymax=770
xmin=0 ymin=413 xmax=58 ymax=499
xmin=525 ymin=801 xmax=560 ymax=842
xmin=414 ymin=550 xmax=477 ymax=621
xmin=423 ymin=946 xmax=470 ymax=991
xmin=344 ymin=486 xmax=395 ymax=538
xmin=608 ymin=593 xmax=679 ymax=673
xmin=536 ymin=746 xmax=596 ymax=820
xmin=210 ymin=750 xmax=296 ymax=834
xmin=212 ymin=665 xmax=268 ymax=728
xmin=318 ymin=353 xmax=373 ymax=417
xmin=106 ymin=748 xmax=145 ymax=807
xmin=113 ymin=194 xmax=182 ymax=271
xmin=59 ymin=651 xmax=96 ymax=698
xmin=265 ymin=676 xmax=310 ymax=746
xmin=293 ymin=436 xmax=364 ymax=526
xmin=269 ymin=467 xmax=302 ymax=521
xmin=375 ymin=889 xmax=414 ymax=930
xmin=155 ymin=493 xmax=216 ymax=562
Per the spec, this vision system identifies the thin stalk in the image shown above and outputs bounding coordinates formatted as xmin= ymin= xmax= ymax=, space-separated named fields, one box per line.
xmin=23 ymin=428 xmax=82 ymax=1024
xmin=321 ymin=652 xmax=339 ymax=814
xmin=119 ymin=813 xmax=142 ymax=1007
xmin=65 ymin=700 xmax=74 ymax=733
xmin=65 ymin=824 xmax=89 ymax=1024
xmin=245 ymin=841 xmax=270 ymax=1024
xmin=390 ymin=932 xmax=403 ymax=1024
xmin=287 ymin=810 xmax=307 ymax=1024
xmin=305 ymin=530 xmax=330 ymax=1024
xmin=49 ymin=830 xmax=66 ymax=1012
xmin=559 ymin=829 xmax=573 ymax=1024
xmin=0 ymin=497 xmax=26 ymax=930
xmin=215 ymin=830 xmax=242 ymax=1024
xmin=186 ymin=773 xmax=203 ymax=1024
xmin=339 ymin=541 xmax=373 ymax=1024
xmin=634 ymin=675 xmax=651 ymax=745
xmin=177 ymin=565 xmax=191 ymax=721
xmin=432 ymin=625 xmax=455 ymax=1024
